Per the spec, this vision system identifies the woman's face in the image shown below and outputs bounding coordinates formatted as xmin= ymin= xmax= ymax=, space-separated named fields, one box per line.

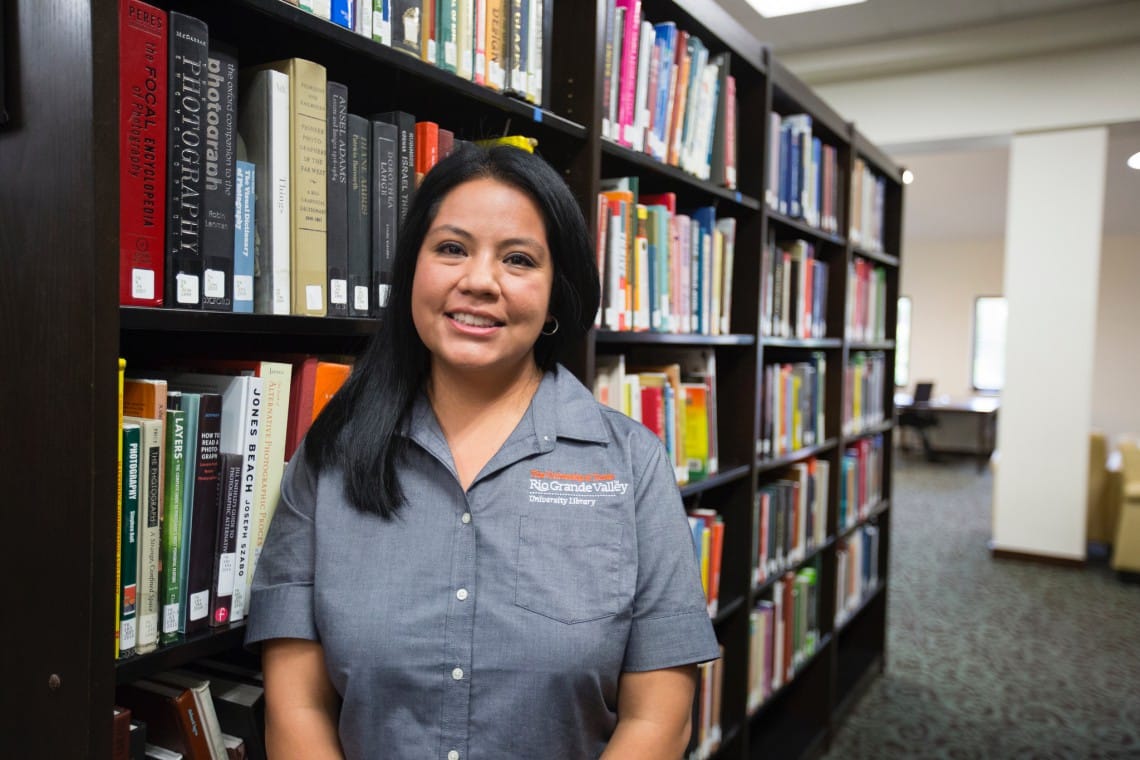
xmin=411 ymin=177 xmax=555 ymax=383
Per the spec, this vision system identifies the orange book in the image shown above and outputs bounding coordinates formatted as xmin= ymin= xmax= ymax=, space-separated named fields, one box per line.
xmin=708 ymin=519 xmax=725 ymax=614
xmin=415 ymin=121 xmax=440 ymax=183
xmin=313 ymin=361 xmax=351 ymax=420
xmin=123 ymin=377 xmax=169 ymax=419
xmin=285 ymin=358 xmax=352 ymax=461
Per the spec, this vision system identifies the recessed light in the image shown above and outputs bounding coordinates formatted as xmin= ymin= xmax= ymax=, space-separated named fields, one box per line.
xmin=745 ymin=0 xmax=867 ymax=19
xmin=902 ymin=169 xmax=914 ymax=185
xmin=1128 ymin=151 xmax=1140 ymax=170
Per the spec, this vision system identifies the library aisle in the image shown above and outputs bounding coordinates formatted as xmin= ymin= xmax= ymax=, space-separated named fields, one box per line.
xmin=823 ymin=458 xmax=1140 ymax=758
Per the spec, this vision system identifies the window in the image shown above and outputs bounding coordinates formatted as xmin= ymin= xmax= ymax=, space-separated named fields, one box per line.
xmin=895 ymin=296 xmax=911 ymax=387
xmin=972 ymin=296 xmax=1007 ymax=392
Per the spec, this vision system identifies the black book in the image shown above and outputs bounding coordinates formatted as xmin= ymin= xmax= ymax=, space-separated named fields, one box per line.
xmin=129 ymin=719 xmax=147 ymax=760
xmin=201 ymin=46 xmax=238 ymax=311
xmin=183 ymin=392 xmax=222 ymax=636
xmin=346 ymin=114 xmax=371 ymax=317
xmin=369 ymin=118 xmax=398 ymax=315
xmin=210 ymin=452 xmax=243 ymax=626
xmin=326 ymin=81 xmax=350 ymax=317
xmin=371 ymin=110 xmax=415 ymax=227
xmin=164 ymin=12 xmax=209 ymax=308
xmin=390 ymin=0 xmax=423 ymax=58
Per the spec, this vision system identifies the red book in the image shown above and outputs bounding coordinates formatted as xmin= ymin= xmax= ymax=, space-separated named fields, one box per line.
xmin=438 ymin=128 xmax=455 ymax=160
xmin=285 ymin=358 xmax=353 ymax=461
xmin=118 ymin=0 xmax=168 ymax=306
xmin=640 ymin=192 xmax=677 ymax=214
xmin=639 ymin=384 xmax=665 ymax=442
xmin=415 ymin=121 xmax=440 ymax=181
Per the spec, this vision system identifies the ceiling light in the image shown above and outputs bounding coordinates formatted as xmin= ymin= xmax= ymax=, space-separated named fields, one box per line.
xmin=902 ymin=169 xmax=914 ymax=185
xmin=746 ymin=0 xmax=867 ymax=18
xmin=1128 ymin=151 xmax=1140 ymax=170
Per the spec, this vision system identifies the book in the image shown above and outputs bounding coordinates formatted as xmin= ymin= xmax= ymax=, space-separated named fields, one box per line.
xmin=210 ymin=453 xmax=243 ymax=625
xmin=264 ymin=58 xmax=328 ymax=316
xmin=391 ymin=0 xmax=422 ymax=57
xmin=372 ymin=0 xmax=392 ymax=47
xmin=237 ymin=68 xmax=291 ymax=315
xmin=183 ymin=392 xmax=223 ymax=635
xmin=325 ymin=80 xmax=350 ymax=317
xmin=164 ymin=12 xmax=209 ymax=308
xmin=284 ymin=357 xmax=352 ymax=461
xmin=346 ymin=114 xmax=371 ymax=317
xmin=160 ymin=406 xmax=187 ymax=644
xmin=167 ymin=391 xmax=200 ymax=635
xmin=369 ymin=116 xmax=399 ymax=312
xmin=119 ymin=422 xmax=141 ymax=657
xmin=201 ymin=47 xmax=238 ymax=312
xmin=125 ymin=415 xmax=164 ymax=654
xmin=232 ymin=160 xmax=255 ymax=313
xmin=485 ymin=0 xmax=507 ymax=90
xmin=117 ymin=679 xmax=212 ymax=760
xmin=116 ymin=359 xmax=126 ymax=659
xmin=118 ymin=0 xmax=168 ymax=307
xmin=152 ymin=671 xmax=228 ymax=760
xmin=186 ymin=672 xmax=266 ymax=760
xmin=114 ymin=706 xmax=132 ymax=759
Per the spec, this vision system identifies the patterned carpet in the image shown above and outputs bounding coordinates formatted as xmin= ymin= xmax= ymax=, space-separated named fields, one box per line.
xmin=822 ymin=456 xmax=1140 ymax=759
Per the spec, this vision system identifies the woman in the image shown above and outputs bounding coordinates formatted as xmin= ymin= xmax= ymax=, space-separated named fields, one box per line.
xmin=246 ymin=144 xmax=719 ymax=759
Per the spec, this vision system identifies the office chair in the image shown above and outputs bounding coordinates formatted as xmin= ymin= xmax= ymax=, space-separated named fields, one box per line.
xmin=899 ymin=381 xmax=940 ymax=460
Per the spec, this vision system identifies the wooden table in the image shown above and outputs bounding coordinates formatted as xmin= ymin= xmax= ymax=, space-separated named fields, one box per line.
xmin=894 ymin=393 xmax=1000 ymax=471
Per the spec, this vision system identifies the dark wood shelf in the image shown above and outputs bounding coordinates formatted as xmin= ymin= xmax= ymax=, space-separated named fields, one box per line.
xmin=842 ymin=421 xmax=894 ymax=443
xmin=120 ymin=306 xmax=379 ymax=337
xmin=595 ymin=330 xmax=756 ymax=347
xmin=761 ymin=337 xmax=842 ymax=349
xmin=766 ymin=209 xmax=848 ymax=248
xmin=852 ymin=246 xmax=900 ymax=268
xmin=600 ymin=141 xmax=762 ymax=210
xmin=712 ymin=594 xmax=747 ymax=627
xmin=835 ymin=582 xmax=886 ymax=635
xmin=115 ymin=623 xmax=247 ymax=684
xmin=681 ymin=465 xmax=752 ymax=499
xmin=838 ymin=500 xmax=891 ymax=541
xmin=747 ymin=632 xmax=834 ymax=722
xmin=757 ymin=439 xmax=838 ymax=474
xmin=754 ymin=537 xmax=835 ymax=596
xmin=848 ymin=340 xmax=895 ymax=351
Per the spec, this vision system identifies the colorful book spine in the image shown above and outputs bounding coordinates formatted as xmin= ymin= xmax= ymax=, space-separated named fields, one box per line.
xmin=161 ymin=406 xmax=187 ymax=644
xmin=232 ymin=160 xmax=255 ymax=312
xmin=201 ymin=48 xmax=238 ymax=312
xmin=211 ymin=452 xmax=244 ymax=625
xmin=119 ymin=422 xmax=141 ymax=658
xmin=118 ymin=0 xmax=168 ymax=307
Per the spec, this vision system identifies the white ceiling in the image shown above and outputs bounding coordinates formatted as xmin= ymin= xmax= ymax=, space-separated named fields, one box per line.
xmin=706 ymin=0 xmax=1140 ymax=241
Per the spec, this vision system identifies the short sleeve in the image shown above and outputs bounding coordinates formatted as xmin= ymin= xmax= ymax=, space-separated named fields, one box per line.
xmin=244 ymin=444 xmax=321 ymax=646
xmin=623 ymin=439 xmax=721 ymax=672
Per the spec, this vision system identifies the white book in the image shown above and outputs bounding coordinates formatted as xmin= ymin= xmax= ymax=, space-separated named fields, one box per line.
xmin=155 ymin=670 xmax=228 ymax=760
xmin=630 ymin=19 xmax=654 ymax=153
xmin=373 ymin=0 xmax=392 ymax=46
xmin=145 ymin=746 xmax=182 ymax=760
xmin=356 ymin=0 xmax=372 ymax=38
xmin=238 ymin=69 xmax=292 ymax=315
xmin=125 ymin=416 xmax=163 ymax=654
xmin=457 ymin=0 xmax=474 ymax=80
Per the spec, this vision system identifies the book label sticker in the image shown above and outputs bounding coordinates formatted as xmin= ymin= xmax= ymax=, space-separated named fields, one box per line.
xmin=176 ymin=273 xmax=200 ymax=304
xmin=132 ymin=268 xmax=155 ymax=300
xmin=218 ymin=551 xmax=236 ymax=594
xmin=163 ymin=603 xmax=179 ymax=633
xmin=445 ymin=42 xmax=457 ymax=67
xmin=234 ymin=274 xmax=253 ymax=302
xmin=377 ymin=283 xmax=391 ymax=308
xmin=188 ymin=589 xmax=209 ymax=621
xmin=331 ymin=279 xmax=348 ymax=305
xmin=354 ymin=285 xmax=369 ymax=312
xmin=139 ymin=614 xmax=158 ymax=643
xmin=204 ymin=268 xmax=225 ymax=299
xmin=306 ymin=285 xmax=323 ymax=311
xmin=120 ymin=618 xmax=136 ymax=651
xmin=532 ymin=108 xmax=542 ymax=123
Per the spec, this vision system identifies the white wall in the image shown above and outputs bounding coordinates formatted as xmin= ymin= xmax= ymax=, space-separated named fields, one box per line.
xmin=991 ymin=128 xmax=1108 ymax=560
xmin=1092 ymin=235 xmax=1140 ymax=438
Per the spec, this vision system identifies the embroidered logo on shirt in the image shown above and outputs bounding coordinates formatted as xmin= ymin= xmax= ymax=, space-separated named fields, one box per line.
xmin=528 ymin=469 xmax=629 ymax=506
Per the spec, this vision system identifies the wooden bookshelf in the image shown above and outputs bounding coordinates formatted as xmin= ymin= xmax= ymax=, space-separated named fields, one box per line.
xmin=1 ymin=0 xmax=902 ymax=757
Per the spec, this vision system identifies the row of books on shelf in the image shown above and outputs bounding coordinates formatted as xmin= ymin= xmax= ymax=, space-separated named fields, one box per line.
xmin=119 ymin=0 xmax=533 ymax=317
xmin=593 ymin=350 xmax=718 ymax=486
xmin=596 ymin=179 xmax=736 ymax=335
xmin=747 ymin=564 xmax=820 ymax=713
xmin=687 ymin=509 xmax=725 ymax=618
xmin=845 ymin=257 xmax=889 ymax=343
xmin=841 ymin=351 xmax=887 ymax=437
xmin=686 ymin=648 xmax=726 ymax=760
xmin=839 ymin=436 xmax=884 ymax=532
xmin=849 ymin=158 xmax=891 ymax=254
xmin=759 ymin=353 xmax=827 ymax=460
xmin=114 ymin=356 xmax=351 ymax=660
xmin=600 ymin=1 xmax=737 ymax=188
xmin=752 ymin=457 xmax=829 ymax=587
xmin=765 ymin=112 xmax=842 ymax=236
xmin=285 ymin=0 xmax=546 ymax=105
xmin=114 ymin=658 xmax=266 ymax=760
xmin=760 ymin=236 xmax=830 ymax=340
xmin=835 ymin=523 xmax=881 ymax=628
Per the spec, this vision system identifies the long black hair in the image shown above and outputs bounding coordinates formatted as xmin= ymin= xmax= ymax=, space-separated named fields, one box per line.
xmin=304 ymin=143 xmax=600 ymax=517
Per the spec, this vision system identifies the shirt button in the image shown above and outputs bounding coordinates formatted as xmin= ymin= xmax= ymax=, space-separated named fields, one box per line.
xmin=456 ymin=588 xmax=468 ymax=601
xmin=461 ymin=512 xmax=471 ymax=524
xmin=452 ymin=667 xmax=464 ymax=681
xmin=448 ymin=752 xmax=460 ymax=760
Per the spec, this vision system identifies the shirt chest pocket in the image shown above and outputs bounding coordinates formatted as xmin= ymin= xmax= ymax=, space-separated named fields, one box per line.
xmin=515 ymin=516 xmax=626 ymax=624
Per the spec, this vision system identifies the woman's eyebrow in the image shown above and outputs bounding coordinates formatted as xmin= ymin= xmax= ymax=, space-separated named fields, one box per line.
xmin=428 ymin=224 xmax=474 ymax=240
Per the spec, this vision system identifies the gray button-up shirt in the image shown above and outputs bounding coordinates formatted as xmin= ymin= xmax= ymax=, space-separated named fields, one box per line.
xmin=247 ymin=365 xmax=720 ymax=760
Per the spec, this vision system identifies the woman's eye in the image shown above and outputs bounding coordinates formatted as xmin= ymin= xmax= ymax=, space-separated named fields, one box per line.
xmin=505 ymin=252 xmax=536 ymax=267
xmin=439 ymin=243 xmax=465 ymax=256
